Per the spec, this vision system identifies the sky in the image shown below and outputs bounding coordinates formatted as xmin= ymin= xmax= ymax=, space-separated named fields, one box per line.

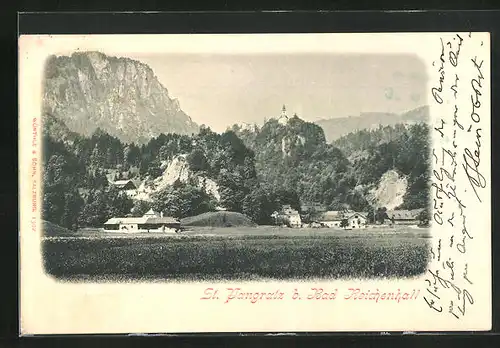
xmin=125 ymin=53 xmax=428 ymax=133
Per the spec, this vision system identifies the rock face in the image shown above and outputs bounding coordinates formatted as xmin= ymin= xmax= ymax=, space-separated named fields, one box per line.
xmin=135 ymin=155 xmax=221 ymax=202
xmin=367 ymin=170 xmax=408 ymax=210
xmin=42 ymin=51 xmax=199 ymax=144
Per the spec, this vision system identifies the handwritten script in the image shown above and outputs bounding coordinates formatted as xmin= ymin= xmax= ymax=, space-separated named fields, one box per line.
xmin=426 ymin=32 xmax=488 ymax=320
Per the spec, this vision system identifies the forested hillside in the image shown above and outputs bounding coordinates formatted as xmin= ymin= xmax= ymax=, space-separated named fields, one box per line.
xmin=333 ymin=123 xmax=430 ymax=210
xmin=42 ymin=107 xmax=430 ymax=231
xmin=42 ymin=117 xmax=287 ymax=228
xmin=233 ymin=115 xmax=430 ymax=212
xmin=316 ymin=105 xmax=430 ymax=142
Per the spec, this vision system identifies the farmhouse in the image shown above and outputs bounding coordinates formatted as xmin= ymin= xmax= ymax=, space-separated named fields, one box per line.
xmin=282 ymin=205 xmax=302 ymax=227
xmin=317 ymin=210 xmax=367 ymax=229
xmin=386 ymin=209 xmax=424 ymax=225
xmin=346 ymin=212 xmax=367 ymax=229
xmin=317 ymin=210 xmax=344 ymax=228
xmin=272 ymin=205 xmax=302 ymax=227
xmin=103 ymin=209 xmax=181 ymax=233
xmin=112 ymin=179 xmax=137 ymax=190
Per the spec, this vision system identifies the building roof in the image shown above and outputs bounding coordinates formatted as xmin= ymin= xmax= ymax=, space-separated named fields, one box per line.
xmin=143 ymin=208 xmax=159 ymax=216
xmin=104 ymin=217 xmax=148 ymax=225
xmin=113 ymin=179 xmax=136 ymax=188
xmin=103 ymin=217 xmax=122 ymax=225
xmin=318 ymin=210 xmax=362 ymax=221
xmin=113 ymin=180 xmax=130 ymax=185
xmin=282 ymin=209 xmax=299 ymax=216
xmin=144 ymin=217 xmax=180 ymax=224
xmin=318 ymin=211 xmax=345 ymax=221
xmin=346 ymin=212 xmax=367 ymax=220
xmin=104 ymin=215 xmax=180 ymax=225
xmin=386 ymin=209 xmax=423 ymax=220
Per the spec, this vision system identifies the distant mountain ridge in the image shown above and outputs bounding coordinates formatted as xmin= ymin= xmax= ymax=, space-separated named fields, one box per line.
xmin=315 ymin=105 xmax=429 ymax=142
xmin=43 ymin=51 xmax=199 ymax=144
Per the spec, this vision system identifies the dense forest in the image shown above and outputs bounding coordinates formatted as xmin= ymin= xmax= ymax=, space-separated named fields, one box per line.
xmin=233 ymin=116 xmax=430 ymax=212
xmin=42 ymin=112 xmax=430 ymax=230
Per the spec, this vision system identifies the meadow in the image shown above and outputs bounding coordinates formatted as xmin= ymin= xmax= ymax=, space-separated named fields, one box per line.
xmin=42 ymin=226 xmax=431 ymax=282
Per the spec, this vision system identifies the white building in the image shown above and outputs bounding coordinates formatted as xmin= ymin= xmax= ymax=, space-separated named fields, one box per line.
xmin=103 ymin=209 xmax=181 ymax=233
xmin=386 ymin=209 xmax=424 ymax=225
xmin=346 ymin=212 xmax=367 ymax=229
xmin=318 ymin=210 xmax=367 ymax=229
xmin=318 ymin=210 xmax=350 ymax=228
xmin=273 ymin=204 xmax=302 ymax=228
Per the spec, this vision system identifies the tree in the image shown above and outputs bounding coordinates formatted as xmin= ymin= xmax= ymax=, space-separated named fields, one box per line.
xmin=106 ymin=187 xmax=134 ymax=218
xmin=366 ymin=210 xmax=376 ymax=224
xmin=217 ymin=169 xmax=248 ymax=212
xmin=147 ymin=161 xmax=163 ymax=178
xmin=340 ymin=219 xmax=349 ymax=229
xmin=242 ymin=185 xmax=278 ymax=225
xmin=131 ymin=200 xmax=151 ymax=217
xmin=41 ymin=152 xmax=85 ymax=230
xmin=187 ymin=148 xmax=210 ymax=172
xmin=59 ymin=189 xmax=84 ymax=230
xmin=151 ymin=182 xmax=215 ymax=219
xmin=375 ymin=207 xmax=389 ymax=224
xmin=274 ymin=188 xmax=300 ymax=211
xmin=417 ymin=209 xmax=430 ymax=226
xmin=78 ymin=190 xmax=109 ymax=227
xmin=77 ymin=187 xmax=133 ymax=227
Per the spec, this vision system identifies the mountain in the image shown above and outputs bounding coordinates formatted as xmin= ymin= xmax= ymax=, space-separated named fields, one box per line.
xmin=42 ymin=51 xmax=199 ymax=144
xmin=42 ymin=112 xmax=80 ymax=144
xmin=235 ymin=114 xmax=357 ymax=210
xmin=315 ymin=105 xmax=430 ymax=143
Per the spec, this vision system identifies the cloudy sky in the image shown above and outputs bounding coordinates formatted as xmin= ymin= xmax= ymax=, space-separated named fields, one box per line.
xmin=128 ymin=53 xmax=428 ymax=132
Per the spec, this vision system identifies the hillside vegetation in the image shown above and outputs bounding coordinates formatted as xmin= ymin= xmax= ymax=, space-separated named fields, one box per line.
xmin=42 ymin=220 xmax=74 ymax=236
xmin=40 ymin=52 xmax=430 ymax=231
xmin=180 ymin=211 xmax=257 ymax=227
xmin=42 ymin=114 xmax=430 ymax=231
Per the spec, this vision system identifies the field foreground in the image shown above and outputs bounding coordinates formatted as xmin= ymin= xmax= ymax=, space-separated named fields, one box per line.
xmin=42 ymin=226 xmax=431 ymax=282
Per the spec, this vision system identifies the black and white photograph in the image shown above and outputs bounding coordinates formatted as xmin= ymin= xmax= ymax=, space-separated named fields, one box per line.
xmin=40 ymin=43 xmax=432 ymax=282
xmin=19 ymin=32 xmax=491 ymax=334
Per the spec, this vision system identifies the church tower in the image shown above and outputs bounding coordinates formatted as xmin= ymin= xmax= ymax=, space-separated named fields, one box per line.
xmin=278 ymin=104 xmax=289 ymax=125
xmin=281 ymin=104 xmax=287 ymax=117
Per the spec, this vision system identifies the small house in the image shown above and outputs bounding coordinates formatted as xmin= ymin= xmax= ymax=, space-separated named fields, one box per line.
xmin=273 ymin=205 xmax=302 ymax=228
xmin=317 ymin=210 xmax=344 ymax=228
xmin=346 ymin=212 xmax=367 ymax=229
xmin=112 ymin=179 xmax=137 ymax=190
xmin=317 ymin=210 xmax=366 ymax=229
xmin=104 ymin=210 xmax=181 ymax=233
xmin=317 ymin=209 xmax=354 ymax=228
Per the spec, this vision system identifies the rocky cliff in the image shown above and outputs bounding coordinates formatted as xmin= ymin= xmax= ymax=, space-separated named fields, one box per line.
xmin=43 ymin=51 xmax=199 ymax=144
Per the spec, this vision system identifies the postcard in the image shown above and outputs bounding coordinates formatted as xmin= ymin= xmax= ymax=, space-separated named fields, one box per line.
xmin=18 ymin=32 xmax=491 ymax=334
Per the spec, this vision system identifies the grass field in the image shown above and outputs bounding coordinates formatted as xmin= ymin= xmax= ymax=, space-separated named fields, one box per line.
xmin=42 ymin=226 xmax=431 ymax=282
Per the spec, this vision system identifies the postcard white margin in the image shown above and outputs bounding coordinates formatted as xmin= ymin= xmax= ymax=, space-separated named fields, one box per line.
xmin=18 ymin=33 xmax=491 ymax=334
